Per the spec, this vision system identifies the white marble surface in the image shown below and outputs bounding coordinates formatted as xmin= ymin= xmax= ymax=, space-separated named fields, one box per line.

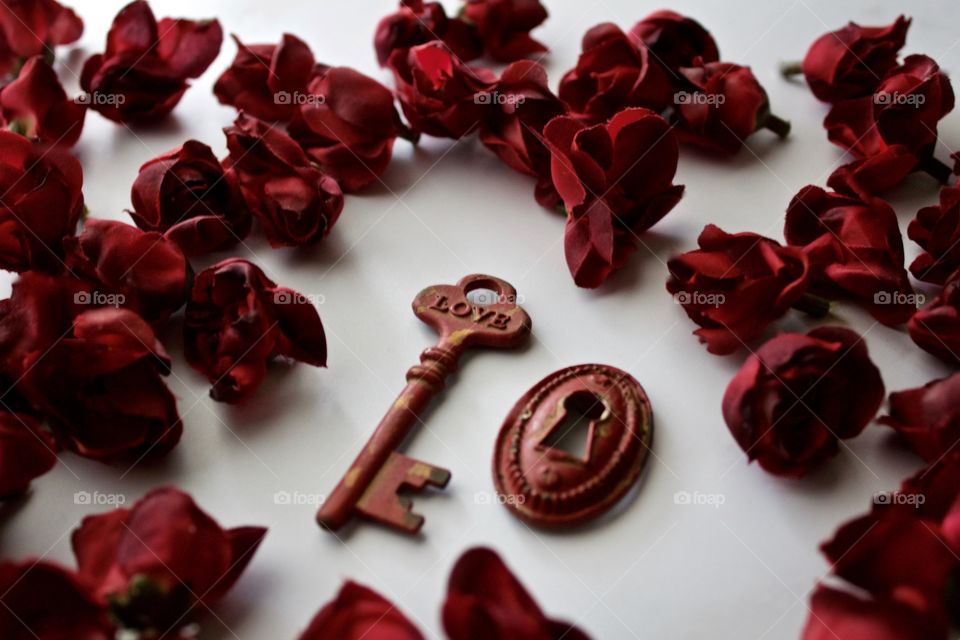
xmin=2 ymin=0 xmax=957 ymax=638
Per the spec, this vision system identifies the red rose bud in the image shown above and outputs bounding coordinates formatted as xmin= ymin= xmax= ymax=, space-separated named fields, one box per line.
xmin=0 ymin=0 xmax=83 ymax=60
xmin=72 ymin=487 xmax=266 ymax=634
xmin=478 ymin=60 xmax=565 ymax=208
xmin=80 ymin=0 xmax=222 ymax=123
xmin=826 ymin=145 xmax=918 ymax=200
xmin=374 ymin=0 xmax=481 ymax=67
xmin=184 ymin=258 xmax=327 ymax=403
xmin=0 ymin=413 xmax=56 ymax=497
xmin=667 ymin=225 xmax=812 ymax=355
xmin=723 ymin=327 xmax=884 ymax=477
xmin=298 ymin=581 xmax=424 ymax=640
xmin=786 ymin=16 xmax=910 ymax=102
xmin=389 ymin=41 xmax=496 ymax=139
xmin=0 ymin=56 xmax=85 ymax=146
xmin=628 ymin=10 xmax=719 ymax=70
xmin=0 ymin=559 xmax=115 ymax=640
xmin=542 ymin=108 xmax=684 ymax=288
xmin=785 ymin=185 xmax=916 ymax=325
xmin=674 ymin=61 xmax=789 ymax=154
xmin=130 ymin=140 xmax=250 ymax=256
xmin=443 ymin=547 xmax=591 ymax=640
xmin=802 ymin=586 xmax=942 ymax=640
xmin=558 ymin=23 xmax=672 ymax=124
xmin=288 ymin=66 xmax=414 ymax=193
xmin=0 ymin=273 xmax=181 ymax=461
xmin=63 ymin=219 xmax=189 ymax=328
xmin=462 ymin=0 xmax=548 ymax=63
xmin=908 ymin=185 xmax=960 ymax=285
xmin=213 ymin=33 xmax=317 ymax=122
xmin=879 ymin=374 xmax=960 ymax=463
xmin=0 ymin=130 xmax=83 ymax=273
xmin=909 ymin=269 xmax=960 ymax=366
xmin=224 ymin=113 xmax=343 ymax=247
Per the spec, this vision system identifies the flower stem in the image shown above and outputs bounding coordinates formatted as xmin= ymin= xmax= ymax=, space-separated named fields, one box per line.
xmin=397 ymin=123 xmax=420 ymax=145
xmin=792 ymin=293 xmax=832 ymax=318
xmin=918 ymin=156 xmax=953 ymax=185
xmin=779 ymin=61 xmax=804 ymax=79
xmin=762 ymin=114 xmax=791 ymax=138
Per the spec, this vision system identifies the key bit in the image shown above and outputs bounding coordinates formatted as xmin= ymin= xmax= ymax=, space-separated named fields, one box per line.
xmin=317 ymin=274 xmax=532 ymax=535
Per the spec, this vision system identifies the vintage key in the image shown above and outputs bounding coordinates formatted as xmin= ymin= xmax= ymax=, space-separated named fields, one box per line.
xmin=317 ymin=274 xmax=532 ymax=534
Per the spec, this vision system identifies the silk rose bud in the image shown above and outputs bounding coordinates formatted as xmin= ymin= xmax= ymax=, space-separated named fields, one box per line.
xmin=880 ymin=374 xmax=960 ymax=462
xmin=0 ymin=56 xmax=86 ymax=147
xmin=72 ymin=487 xmax=266 ymax=635
xmin=80 ymin=1 xmax=222 ymax=123
xmin=224 ymin=113 xmax=343 ymax=247
xmin=722 ymin=327 xmax=884 ymax=476
xmin=558 ymin=23 xmax=671 ymax=124
xmin=542 ymin=108 xmax=684 ymax=287
xmin=374 ymin=0 xmax=481 ymax=67
xmin=288 ymin=66 xmax=417 ymax=193
xmin=298 ymin=582 xmax=424 ymax=640
xmin=0 ymin=130 xmax=84 ymax=273
xmin=0 ymin=0 xmax=83 ymax=62
xmin=130 ymin=140 xmax=250 ymax=256
xmin=461 ymin=0 xmax=548 ymax=63
xmin=908 ymin=185 xmax=960 ymax=285
xmin=909 ymin=269 xmax=960 ymax=366
xmin=785 ymin=16 xmax=910 ymax=102
xmin=0 ymin=413 xmax=56 ymax=498
xmin=674 ymin=61 xmax=790 ymax=154
xmin=802 ymin=586 xmax=940 ymax=640
xmin=629 ymin=11 xmax=719 ymax=70
xmin=667 ymin=225 xmax=813 ymax=355
xmin=213 ymin=33 xmax=317 ymax=121
xmin=389 ymin=41 xmax=496 ymax=139
xmin=184 ymin=258 xmax=327 ymax=403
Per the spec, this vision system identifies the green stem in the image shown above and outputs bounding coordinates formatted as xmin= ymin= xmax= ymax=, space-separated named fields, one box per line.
xmin=792 ymin=293 xmax=832 ymax=318
xmin=918 ymin=156 xmax=953 ymax=185
xmin=779 ymin=61 xmax=804 ymax=79
xmin=762 ymin=113 xmax=791 ymax=138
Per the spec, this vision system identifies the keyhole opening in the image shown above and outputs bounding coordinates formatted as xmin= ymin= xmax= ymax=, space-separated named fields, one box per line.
xmin=466 ymin=287 xmax=502 ymax=306
xmin=542 ymin=391 xmax=606 ymax=461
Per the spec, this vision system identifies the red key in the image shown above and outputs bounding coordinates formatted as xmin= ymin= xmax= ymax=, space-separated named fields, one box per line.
xmin=317 ymin=274 xmax=532 ymax=535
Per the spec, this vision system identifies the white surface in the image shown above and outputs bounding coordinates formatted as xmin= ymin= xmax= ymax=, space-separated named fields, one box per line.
xmin=2 ymin=0 xmax=958 ymax=638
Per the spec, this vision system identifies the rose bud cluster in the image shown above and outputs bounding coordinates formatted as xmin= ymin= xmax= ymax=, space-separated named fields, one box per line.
xmin=80 ymin=0 xmax=222 ymax=124
xmin=0 ymin=56 xmax=86 ymax=146
xmin=667 ymin=225 xmax=812 ymax=355
xmin=297 ymin=547 xmax=590 ymax=640
xmin=786 ymin=16 xmax=956 ymax=197
xmin=785 ymin=185 xmax=917 ymax=326
xmin=908 ymin=268 xmax=960 ymax=365
xmin=802 ymin=456 xmax=960 ymax=639
xmin=0 ymin=0 xmax=83 ymax=76
xmin=0 ymin=487 xmax=265 ymax=639
xmin=184 ymin=258 xmax=327 ymax=403
xmin=722 ymin=327 xmax=884 ymax=476
xmin=908 ymin=182 xmax=960 ymax=285
xmin=879 ymin=373 xmax=960 ymax=463
xmin=374 ymin=0 xmax=548 ymax=67
xmin=559 ymin=12 xmax=790 ymax=154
